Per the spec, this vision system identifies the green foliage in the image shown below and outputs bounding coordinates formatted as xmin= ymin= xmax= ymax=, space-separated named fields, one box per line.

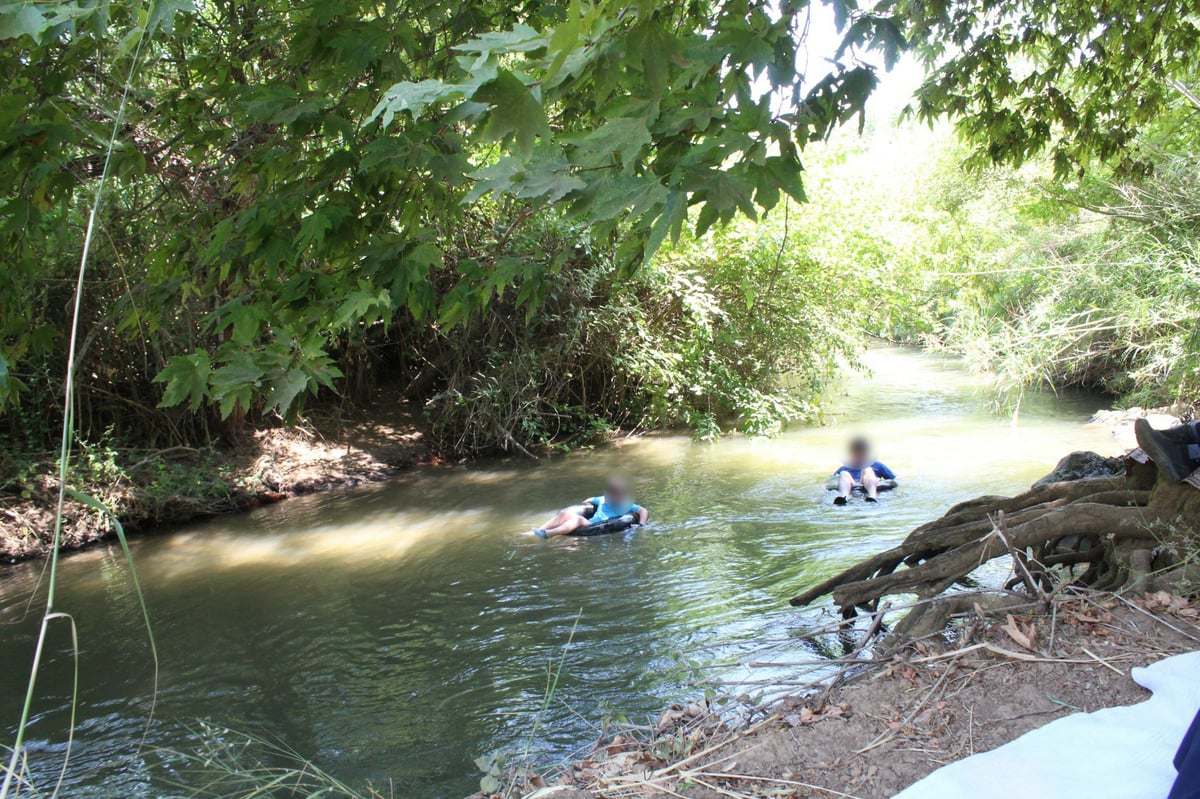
xmin=370 ymin=0 xmax=845 ymax=264
xmin=5 ymin=0 xmax=1198 ymax=457
xmin=424 ymin=208 xmax=862 ymax=454
xmin=824 ymin=104 xmax=1200 ymax=413
xmin=877 ymin=0 xmax=1200 ymax=175
xmin=0 ymin=0 xmax=906 ymax=453
xmin=937 ymin=180 xmax=1200 ymax=409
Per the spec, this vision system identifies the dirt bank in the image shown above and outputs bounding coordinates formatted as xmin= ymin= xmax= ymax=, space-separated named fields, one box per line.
xmin=484 ymin=592 xmax=1198 ymax=799
xmin=0 ymin=399 xmax=429 ymax=563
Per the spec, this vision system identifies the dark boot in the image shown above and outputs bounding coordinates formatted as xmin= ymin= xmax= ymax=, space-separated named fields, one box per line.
xmin=1134 ymin=419 xmax=1200 ymax=483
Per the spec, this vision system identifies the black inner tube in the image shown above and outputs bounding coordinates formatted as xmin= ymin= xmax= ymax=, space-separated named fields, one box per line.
xmin=567 ymin=513 xmax=638 ymax=537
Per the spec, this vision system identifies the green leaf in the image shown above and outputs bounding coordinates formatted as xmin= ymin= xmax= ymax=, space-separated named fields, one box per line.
xmin=0 ymin=3 xmax=50 ymax=42
xmin=0 ymin=351 xmax=11 ymax=406
xmin=571 ymin=117 xmax=652 ymax=170
xmin=265 ymin=368 xmax=310 ymax=417
xmin=209 ymin=355 xmax=264 ymax=419
xmin=467 ymin=150 xmax=584 ymax=204
xmin=298 ymin=210 xmax=333 ymax=250
xmin=455 ymin=23 xmax=547 ymax=56
xmin=333 ymin=286 xmax=392 ymax=328
xmin=147 ymin=0 xmax=194 ymax=36
xmin=572 ymin=173 xmax=667 ymax=221
xmin=472 ymin=70 xmax=549 ymax=159
xmin=628 ymin=23 xmax=675 ymax=98
xmin=643 ymin=190 xmax=686 ymax=266
xmin=764 ymin=154 xmax=807 ymax=203
xmin=369 ymin=79 xmax=469 ymax=128
xmin=155 ymin=352 xmax=212 ymax=412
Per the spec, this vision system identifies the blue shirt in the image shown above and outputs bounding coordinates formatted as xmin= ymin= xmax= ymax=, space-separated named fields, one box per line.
xmin=587 ymin=495 xmax=642 ymax=523
xmin=835 ymin=461 xmax=896 ymax=483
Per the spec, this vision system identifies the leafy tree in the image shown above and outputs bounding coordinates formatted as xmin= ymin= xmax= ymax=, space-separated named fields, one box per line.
xmin=368 ymin=0 xmax=903 ymax=264
xmin=0 ymin=0 xmax=899 ymax=445
xmin=878 ymin=0 xmax=1200 ymax=175
xmin=4 ymin=0 xmax=1197 ymax=451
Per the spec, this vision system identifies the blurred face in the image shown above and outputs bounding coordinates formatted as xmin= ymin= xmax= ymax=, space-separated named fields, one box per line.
xmin=850 ymin=443 xmax=869 ymax=463
xmin=606 ymin=479 xmax=631 ymax=504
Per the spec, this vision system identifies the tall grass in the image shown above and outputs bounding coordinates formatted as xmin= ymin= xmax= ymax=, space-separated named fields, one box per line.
xmin=1 ymin=8 xmax=159 ymax=798
xmin=164 ymin=722 xmax=379 ymax=799
xmin=812 ymin=121 xmax=1200 ymax=414
xmin=931 ymin=155 xmax=1200 ymax=411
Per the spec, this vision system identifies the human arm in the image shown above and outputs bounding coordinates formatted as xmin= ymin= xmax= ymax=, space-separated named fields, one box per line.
xmin=634 ymin=505 xmax=649 ymax=525
xmin=873 ymin=462 xmax=896 ymax=480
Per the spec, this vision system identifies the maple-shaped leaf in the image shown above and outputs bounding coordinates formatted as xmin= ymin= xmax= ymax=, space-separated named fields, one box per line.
xmin=472 ymin=70 xmax=549 ymax=159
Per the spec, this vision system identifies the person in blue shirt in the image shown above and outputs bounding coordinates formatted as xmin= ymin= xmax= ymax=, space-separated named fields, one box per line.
xmin=832 ymin=436 xmax=896 ymax=505
xmin=533 ymin=477 xmax=649 ymax=537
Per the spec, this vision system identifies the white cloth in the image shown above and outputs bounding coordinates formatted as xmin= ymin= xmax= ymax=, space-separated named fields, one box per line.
xmin=893 ymin=651 xmax=1200 ymax=799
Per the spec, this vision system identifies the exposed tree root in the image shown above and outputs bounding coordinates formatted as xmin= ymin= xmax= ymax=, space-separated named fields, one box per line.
xmin=791 ymin=453 xmax=1200 ymax=619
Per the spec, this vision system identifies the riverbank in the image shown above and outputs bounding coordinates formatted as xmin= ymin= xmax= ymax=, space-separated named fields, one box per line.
xmin=0 ymin=402 xmax=430 ymax=563
xmin=481 ymin=591 xmax=1199 ymax=799
xmin=0 ymin=398 xmax=1181 ymax=565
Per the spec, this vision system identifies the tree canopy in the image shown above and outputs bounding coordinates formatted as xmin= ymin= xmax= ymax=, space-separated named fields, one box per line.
xmin=0 ymin=0 xmax=1197 ymax=449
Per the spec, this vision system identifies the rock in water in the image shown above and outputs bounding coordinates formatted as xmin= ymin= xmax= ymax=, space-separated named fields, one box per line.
xmin=1032 ymin=451 xmax=1124 ymax=489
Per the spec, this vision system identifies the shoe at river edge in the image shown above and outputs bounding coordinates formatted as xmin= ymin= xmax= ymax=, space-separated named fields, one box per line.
xmin=833 ymin=496 xmax=848 ymax=506
xmin=1134 ymin=418 xmax=1199 ymax=484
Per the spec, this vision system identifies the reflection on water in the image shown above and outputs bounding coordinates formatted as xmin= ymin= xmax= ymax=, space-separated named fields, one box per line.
xmin=0 ymin=349 xmax=1119 ymax=798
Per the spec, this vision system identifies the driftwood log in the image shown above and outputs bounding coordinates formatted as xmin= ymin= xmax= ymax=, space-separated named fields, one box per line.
xmin=791 ymin=452 xmax=1200 ymax=617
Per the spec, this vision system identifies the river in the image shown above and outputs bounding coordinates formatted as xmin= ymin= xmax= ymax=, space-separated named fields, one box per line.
xmin=0 ymin=348 xmax=1119 ymax=797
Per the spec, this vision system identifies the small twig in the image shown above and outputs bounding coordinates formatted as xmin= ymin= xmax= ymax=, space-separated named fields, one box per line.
xmin=991 ymin=510 xmax=1050 ymax=605
xmin=1048 ymin=599 xmax=1059 ymax=656
xmin=908 ymin=641 xmax=1136 ymax=666
xmin=689 ymin=772 xmax=865 ymax=799
xmin=1109 ymin=593 xmax=1200 ymax=644
xmin=967 ymin=708 xmax=974 ymax=756
xmin=1080 ymin=647 xmax=1126 ymax=676
xmin=126 ymin=446 xmax=202 ymax=472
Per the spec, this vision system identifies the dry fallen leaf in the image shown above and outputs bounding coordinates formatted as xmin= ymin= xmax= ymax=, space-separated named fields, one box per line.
xmin=1001 ymin=614 xmax=1037 ymax=652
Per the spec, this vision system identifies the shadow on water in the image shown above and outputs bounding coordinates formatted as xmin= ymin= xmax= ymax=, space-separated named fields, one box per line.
xmin=0 ymin=348 xmax=1118 ymax=798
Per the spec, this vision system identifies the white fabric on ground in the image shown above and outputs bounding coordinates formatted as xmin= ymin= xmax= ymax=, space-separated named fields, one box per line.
xmin=892 ymin=651 xmax=1200 ymax=799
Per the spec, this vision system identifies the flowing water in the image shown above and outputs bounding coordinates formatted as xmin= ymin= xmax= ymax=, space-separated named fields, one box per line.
xmin=0 ymin=349 xmax=1120 ymax=798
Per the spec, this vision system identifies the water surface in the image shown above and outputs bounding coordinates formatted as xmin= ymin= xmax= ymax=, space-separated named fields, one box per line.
xmin=0 ymin=349 xmax=1118 ymax=797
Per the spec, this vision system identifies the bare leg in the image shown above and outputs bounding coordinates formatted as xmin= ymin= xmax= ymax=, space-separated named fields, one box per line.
xmin=543 ymin=514 xmax=590 ymax=537
xmin=537 ymin=508 xmax=578 ymax=531
xmin=862 ymin=467 xmax=879 ymax=501
xmin=835 ymin=471 xmax=854 ymax=505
